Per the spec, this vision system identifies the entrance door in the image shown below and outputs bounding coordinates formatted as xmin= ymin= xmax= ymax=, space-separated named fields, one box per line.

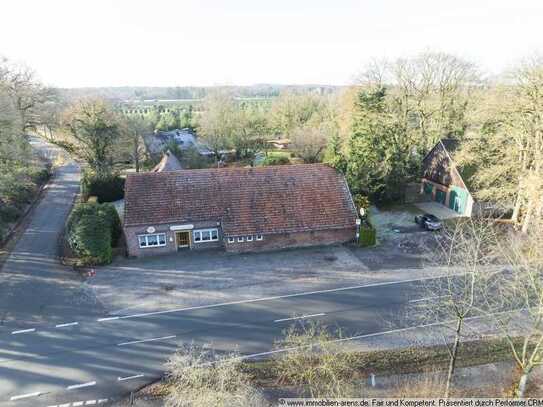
xmin=435 ymin=189 xmax=446 ymax=205
xmin=176 ymin=231 xmax=190 ymax=249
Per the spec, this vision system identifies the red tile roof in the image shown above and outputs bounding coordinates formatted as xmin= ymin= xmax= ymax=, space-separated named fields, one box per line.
xmin=124 ymin=164 xmax=358 ymax=236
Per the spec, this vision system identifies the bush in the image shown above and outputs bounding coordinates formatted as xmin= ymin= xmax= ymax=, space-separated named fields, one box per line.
xmin=81 ymin=172 xmax=125 ymax=203
xmin=263 ymin=154 xmax=290 ymax=166
xmin=0 ymin=205 xmax=22 ymax=223
xmin=273 ymin=321 xmax=358 ymax=398
xmin=29 ymin=167 xmax=52 ymax=185
xmin=66 ymin=202 xmax=122 ymax=265
xmin=165 ymin=344 xmax=265 ymax=407
xmin=359 ymin=225 xmax=376 ymax=247
xmin=100 ymin=203 xmax=122 ymax=246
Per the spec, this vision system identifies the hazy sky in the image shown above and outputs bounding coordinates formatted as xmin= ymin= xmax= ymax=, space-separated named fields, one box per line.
xmin=1 ymin=0 xmax=542 ymax=87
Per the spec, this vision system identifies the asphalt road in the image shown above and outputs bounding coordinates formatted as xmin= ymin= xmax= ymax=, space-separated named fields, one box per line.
xmin=1 ymin=277 xmax=432 ymax=406
xmin=0 ymin=139 xmax=438 ymax=406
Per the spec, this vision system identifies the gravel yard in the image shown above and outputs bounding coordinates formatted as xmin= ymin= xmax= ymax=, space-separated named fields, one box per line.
xmin=88 ymin=233 xmax=445 ymax=318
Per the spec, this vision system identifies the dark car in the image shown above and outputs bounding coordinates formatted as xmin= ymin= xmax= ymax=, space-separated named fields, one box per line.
xmin=414 ymin=213 xmax=442 ymax=231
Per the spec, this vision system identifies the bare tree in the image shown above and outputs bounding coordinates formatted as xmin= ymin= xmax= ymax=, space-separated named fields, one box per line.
xmin=416 ymin=218 xmax=498 ymax=397
xmin=289 ymin=122 xmax=333 ymax=163
xmin=61 ymin=98 xmax=122 ymax=177
xmin=488 ymin=226 xmax=543 ymax=397
xmin=120 ymin=114 xmax=150 ymax=172
xmin=196 ymin=91 xmax=236 ymax=164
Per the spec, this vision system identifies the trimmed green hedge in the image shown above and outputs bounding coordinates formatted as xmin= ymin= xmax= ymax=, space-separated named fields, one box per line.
xmin=263 ymin=155 xmax=290 ymax=166
xmin=81 ymin=172 xmax=125 ymax=203
xmin=359 ymin=225 xmax=376 ymax=247
xmin=66 ymin=202 xmax=122 ymax=265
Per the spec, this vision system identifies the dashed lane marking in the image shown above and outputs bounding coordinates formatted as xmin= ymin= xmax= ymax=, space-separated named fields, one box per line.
xmin=11 ymin=328 xmax=36 ymax=335
xmin=55 ymin=322 xmax=79 ymax=328
xmin=66 ymin=381 xmax=96 ymax=390
xmin=118 ymin=373 xmax=145 ymax=381
xmin=9 ymin=391 xmax=42 ymax=401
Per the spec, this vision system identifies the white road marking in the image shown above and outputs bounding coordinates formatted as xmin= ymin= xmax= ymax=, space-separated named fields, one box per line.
xmin=11 ymin=328 xmax=36 ymax=334
xmin=117 ymin=335 xmax=176 ymax=346
xmin=67 ymin=381 xmax=96 ymax=390
xmin=409 ymin=295 xmax=449 ymax=303
xmin=48 ymin=400 xmax=108 ymax=407
xmin=274 ymin=313 xmax=326 ymax=323
xmin=97 ymin=316 xmax=119 ymax=322
xmin=55 ymin=322 xmax=79 ymax=328
xmin=118 ymin=373 xmax=145 ymax=381
xmin=9 ymin=391 xmax=42 ymax=401
xmin=99 ymin=275 xmax=447 ymax=322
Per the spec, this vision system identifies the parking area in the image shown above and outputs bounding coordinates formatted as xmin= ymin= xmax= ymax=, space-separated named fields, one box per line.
xmin=88 ymin=222 xmax=447 ymax=317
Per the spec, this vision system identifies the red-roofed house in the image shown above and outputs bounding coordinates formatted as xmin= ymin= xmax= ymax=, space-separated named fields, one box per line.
xmin=123 ymin=164 xmax=358 ymax=257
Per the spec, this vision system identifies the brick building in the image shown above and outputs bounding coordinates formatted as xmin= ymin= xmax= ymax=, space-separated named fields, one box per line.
xmin=123 ymin=164 xmax=358 ymax=257
xmin=421 ymin=139 xmax=474 ymax=216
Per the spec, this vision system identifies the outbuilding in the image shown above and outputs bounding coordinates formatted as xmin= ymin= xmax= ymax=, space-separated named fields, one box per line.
xmin=421 ymin=139 xmax=474 ymax=216
xmin=123 ymin=164 xmax=358 ymax=257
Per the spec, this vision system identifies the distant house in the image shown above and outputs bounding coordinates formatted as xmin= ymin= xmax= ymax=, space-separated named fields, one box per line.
xmin=143 ymin=128 xmax=213 ymax=159
xmin=421 ymin=139 xmax=474 ymax=216
xmin=123 ymin=164 xmax=358 ymax=257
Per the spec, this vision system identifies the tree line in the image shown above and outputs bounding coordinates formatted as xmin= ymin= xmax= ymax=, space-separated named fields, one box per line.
xmin=1 ymin=51 xmax=541 ymax=233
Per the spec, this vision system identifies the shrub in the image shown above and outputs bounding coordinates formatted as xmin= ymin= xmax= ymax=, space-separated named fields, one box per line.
xmin=67 ymin=202 xmax=122 ymax=265
xmin=100 ymin=203 xmax=122 ymax=246
xmin=0 ymin=205 xmax=22 ymax=223
xmin=81 ymin=172 xmax=125 ymax=203
xmin=273 ymin=321 xmax=358 ymax=398
xmin=29 ymin=167 xmax=52 ymax=185
xmin=263 ymin=154 xmax=290 ymax=166
xmin=359 ymin=225 xmax=377 ymax=247
xmin=165 ymin=344 xmax=265 ymax=407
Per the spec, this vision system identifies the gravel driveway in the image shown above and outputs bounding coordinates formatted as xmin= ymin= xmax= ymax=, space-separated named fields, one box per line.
xmin=89 ymin=238 xmax=447 ymax=317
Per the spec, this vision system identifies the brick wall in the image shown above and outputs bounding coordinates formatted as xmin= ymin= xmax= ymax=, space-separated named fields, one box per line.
xmin=125 ymin=221 xmax=224 ymax=257
xmin=125 ymin=224 xmax=356 ymax=257
xmin=224 ymin=227 xmax=356 ymax=253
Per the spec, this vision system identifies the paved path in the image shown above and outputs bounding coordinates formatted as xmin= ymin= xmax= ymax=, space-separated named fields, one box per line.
xmin=0 ymin=141 xmax=99 ymax=328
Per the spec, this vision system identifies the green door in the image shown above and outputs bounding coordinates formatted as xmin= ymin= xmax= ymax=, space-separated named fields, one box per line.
xmin=435 ymin=189 xmax=446 ymax=205
xmin=448 ymin=187 xmax=467 ymax=214
xmin=423 ymin=182 xmax=433 ymax=195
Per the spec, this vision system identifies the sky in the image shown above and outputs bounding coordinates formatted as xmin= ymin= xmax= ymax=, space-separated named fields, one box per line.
xmin=1 ymin=0 xmax=542 ymax=88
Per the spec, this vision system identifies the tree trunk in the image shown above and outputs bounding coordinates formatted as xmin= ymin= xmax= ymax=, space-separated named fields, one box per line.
xmin=133 ymin=134 xmax=140 ymax=173
xmin=511 ymin=193 xmax=522 ymax=224
xmin=444 ymin=318 xmax=463 ymax=398
xmin=516 ymin=371 xmax=529 ymax=398
xmin=521 ymin=200 xmax=534 ymax=234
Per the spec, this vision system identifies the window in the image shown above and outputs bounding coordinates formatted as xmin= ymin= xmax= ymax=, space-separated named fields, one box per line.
xmin=193 ymin=228 xmax=219 ymax=243
xmin=227 ymin=237 xmax=235 ymax=243
xmin=237 ymin=236 xmax=244 ymax=242
xmin=256 ymin=234 xmax=263 ymax=241
xmin=138 ymin=233 xmax=166 ymax=248
xmin=247 ymin=235 xmax=253 ymax=242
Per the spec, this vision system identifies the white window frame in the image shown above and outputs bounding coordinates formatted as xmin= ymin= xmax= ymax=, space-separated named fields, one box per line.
xmin=227 ymin=237 xmax=235 ymax=243
xmin=138 ymin=233 xmax=167 ymax=249
xmin=193 ymin=228 xmax=219 ymax=244
xmin=256 ymin=234 xmax=263 ymax=241
xmin=247 ymin=235 xmax=253 ymax=242
xmin=237 ymin=236 xmax=244 ymax=242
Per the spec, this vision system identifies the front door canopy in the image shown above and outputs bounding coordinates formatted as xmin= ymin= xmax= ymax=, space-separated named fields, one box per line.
xmin=170 ymin=224 xmax=194 ymax=231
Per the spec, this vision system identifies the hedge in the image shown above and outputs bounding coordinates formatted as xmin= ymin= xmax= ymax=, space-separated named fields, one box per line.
xmin=81 ymin=172 xmax=125 ymax=203
xmin=66 ymin=202 xmax=122 ymax=265
xmin=263 ymin=155 xmax=290 ymax=166
xmin=359 ymin=225 xmax=376 ymax=247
